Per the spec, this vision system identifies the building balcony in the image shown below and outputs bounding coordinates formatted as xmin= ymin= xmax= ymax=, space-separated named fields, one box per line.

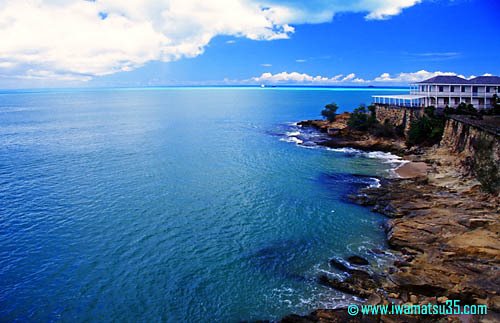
xmin=409 ymin=91 xmax=499 ymax=97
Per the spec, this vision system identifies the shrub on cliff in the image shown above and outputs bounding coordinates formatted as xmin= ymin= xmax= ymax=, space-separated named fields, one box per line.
xmin=456 ymin=103 xmax=479 ymax=116
xmin=370 ymin=120 xmax=403 ymax=138
xmin=347 ymin=105 xmax=402 ymax=138
xmin=494 ymin=94 xmax=500 ymax=112
xmin=321 ymin=103 xmax=339 ymax=122
xmin=444 ymin=103 xmax=481 ymax=116
xmin=473 ymin=137 xmax=500 ymax=194
xmin=406 ymin=107 xmax=445 ymax=146
xmin=424 ymin=106 xmax=436 ymax=117
xmin=482 ymin=94 xmax=500 ymax=115
xmin=443 ymin=105 xmax=455 ymax=115
xmin=347 ymin=105 xmax=376 ymax=131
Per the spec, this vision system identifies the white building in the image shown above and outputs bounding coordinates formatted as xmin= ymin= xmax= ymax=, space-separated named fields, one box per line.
xmin=373 ymin=75 xmax=500 ymax=109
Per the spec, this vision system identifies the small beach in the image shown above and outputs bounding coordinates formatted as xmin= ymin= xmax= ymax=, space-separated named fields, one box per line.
xmin=394 ymin=161 xmax=428 ymax=178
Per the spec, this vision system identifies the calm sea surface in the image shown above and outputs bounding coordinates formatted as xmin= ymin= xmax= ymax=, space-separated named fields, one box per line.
xmin=0 ymin=87 xmax=406 ymax=322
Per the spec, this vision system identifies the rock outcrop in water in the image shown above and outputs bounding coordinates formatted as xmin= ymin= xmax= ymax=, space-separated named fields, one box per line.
xmin=282 ymin=114 xmax=500 ymax=322
xmin=297 ymin=116 xmax=406 ymax=154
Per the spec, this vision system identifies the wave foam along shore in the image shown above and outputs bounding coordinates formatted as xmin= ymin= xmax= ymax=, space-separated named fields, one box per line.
xmin=280 ymin=123 xmax=409 ymax=178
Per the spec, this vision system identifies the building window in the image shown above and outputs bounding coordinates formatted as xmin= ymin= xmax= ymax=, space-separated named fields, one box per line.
xmin=473 ymin=86 xmax=478 ymax=93
xmin=486 ymin=87 xmax=490 ymax=93
xmin=461 ymin=86 xmax=466 ymax=92
xmin=450 ymin=86 xmax=454 ymax=92
xmin=439 ymin=86 xmax=444 ymax=92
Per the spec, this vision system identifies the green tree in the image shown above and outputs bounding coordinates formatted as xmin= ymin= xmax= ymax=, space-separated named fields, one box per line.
xmin=456 ymin=102 xmax=478 ymax=116
xmin=443 ymin=104 xmax=455 ymax=115
xmin=424 ymin=105 xmax=436 ymax=117
xmin=321 ymin=103 xmax=339 ymax=122
xmin=348 ymin=104 xmax=376 ymax=131
xmin=473 ymin=137 xmax=500 ymax=193
xmin=367 ymin=104 xmax=376 ymax=118
xmin=406 ymin=106 xmax=445 ymax=147
xmin=491 ymin=94 xmax=500 ymax=115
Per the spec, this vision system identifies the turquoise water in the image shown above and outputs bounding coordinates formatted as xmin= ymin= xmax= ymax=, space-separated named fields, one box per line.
xmin=0 ymin=87 xmax=406 ymax=322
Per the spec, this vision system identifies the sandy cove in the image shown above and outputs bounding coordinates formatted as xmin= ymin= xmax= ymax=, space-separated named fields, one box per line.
xmin=282 ymin=114 xmax=500 ymax=322
xmin=393 ymin=161 xmax=428 ymax=178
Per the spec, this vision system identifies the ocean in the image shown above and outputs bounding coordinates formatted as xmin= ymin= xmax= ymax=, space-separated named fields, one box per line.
xmin=0 ymin=87 xmax=407 ymax=322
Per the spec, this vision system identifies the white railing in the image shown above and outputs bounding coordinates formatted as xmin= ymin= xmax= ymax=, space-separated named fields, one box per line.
xmin=410 ymin=91 xmax=498 ymax=97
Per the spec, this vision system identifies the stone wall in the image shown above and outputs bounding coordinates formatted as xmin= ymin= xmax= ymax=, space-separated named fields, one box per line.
xmin=374 ymin=105 xmax=423 ymax=134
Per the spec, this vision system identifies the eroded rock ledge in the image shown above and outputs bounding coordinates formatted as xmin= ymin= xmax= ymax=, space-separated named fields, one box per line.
xmin=297 ymin=118 xmax=406 ymax=154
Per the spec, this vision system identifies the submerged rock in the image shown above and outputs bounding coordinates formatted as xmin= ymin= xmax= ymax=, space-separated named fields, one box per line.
xmin=329 ymin=258 xmax=350 ymax=272
xmin=318 ymin=266 xmax=378 ymax=299
xmin=347 ymin=255 xmax=369 ymax=266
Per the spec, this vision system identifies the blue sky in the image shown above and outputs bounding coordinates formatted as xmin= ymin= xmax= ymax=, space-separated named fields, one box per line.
xmin=0 ymin=0 xmax=499 ymax=88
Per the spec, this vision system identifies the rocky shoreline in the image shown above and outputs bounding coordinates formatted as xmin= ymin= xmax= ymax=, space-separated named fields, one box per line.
xmin=281 ymin=116 xmax=500 ymax=322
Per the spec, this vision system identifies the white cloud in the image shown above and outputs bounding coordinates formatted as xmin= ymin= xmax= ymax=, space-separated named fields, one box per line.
xmin=0 ymin=0 xmax=422 ymax=81
xmin=249 ymin=70 xmax=485 ymax=85
xmin=261 ymin=63 xmax=272 ymax=67
xmin=372 ymin=70 xmax=470 ymax=83
xmin=0 ymin=62 xmax=16 ymax=69
xmin=295 ymin=59 xmax=307 ymax=63
xmin=364 ymin=0 xmax=422 ymax=19
xmin=251 ymin=71 xmax=366 ymax=84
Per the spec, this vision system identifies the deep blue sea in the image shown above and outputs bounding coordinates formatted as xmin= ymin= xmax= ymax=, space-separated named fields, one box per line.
xmin=0 ymin=87 xmax=407 ymax=322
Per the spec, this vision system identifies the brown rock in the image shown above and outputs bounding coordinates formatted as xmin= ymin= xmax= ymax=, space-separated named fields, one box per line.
xmin=347 ymin=256 xmax=370 ymax=266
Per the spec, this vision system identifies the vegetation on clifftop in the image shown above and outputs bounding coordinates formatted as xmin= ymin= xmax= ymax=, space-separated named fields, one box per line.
xmin=347 ymin=104 xmax=403 ymax=138
xmin=473 ymin=136 xmax=500 ymax=194
xmin=444 ymin=100 xmax=500 ymax=116
xmin=406 ymin=106 xmax=445 ymax=147
xmin=347 ymin=104 xmax=376 ymax=131
xmin=321 ymin=103 xmax=339 ymax=122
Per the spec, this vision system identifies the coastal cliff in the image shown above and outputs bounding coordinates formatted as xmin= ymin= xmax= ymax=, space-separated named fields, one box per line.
xmin=283 ymin=113 xmax=500 ymax=322
xmin=439 ymin=116 xmax=500 ymax=193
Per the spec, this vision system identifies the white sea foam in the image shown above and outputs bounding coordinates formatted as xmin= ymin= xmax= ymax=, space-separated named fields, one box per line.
xmin=285 ymin=131 xmax=301 ymax=137
xmin=369 ymin=178 xmax=381 ymax=188
xmin=363 ymin=151 xmax=404 ymax=164
xmin=326 ymin=147 xmax=361 ymax=154
xmin=279 ymin=124 xmax=408 ymax=177
xmin=280 ymin=136 xmax=303 ymax=144
xmin=326 ymin=147 xmax=403 ymax=164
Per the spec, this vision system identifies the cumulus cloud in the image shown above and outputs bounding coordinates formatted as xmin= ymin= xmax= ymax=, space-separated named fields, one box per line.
xmin=0 ymin=0 xmax=421 ymax=81
xmin=372 ymin=70 xmax=470 ymax=83
xmin=249 ymin=70 xmax=487 ymax=85
xmin=251 ymin=71 xmax=366 ymax=84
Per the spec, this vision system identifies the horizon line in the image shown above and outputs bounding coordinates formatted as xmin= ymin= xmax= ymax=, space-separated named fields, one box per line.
xmin=0 ymin=84 xmax=410 ymax=93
